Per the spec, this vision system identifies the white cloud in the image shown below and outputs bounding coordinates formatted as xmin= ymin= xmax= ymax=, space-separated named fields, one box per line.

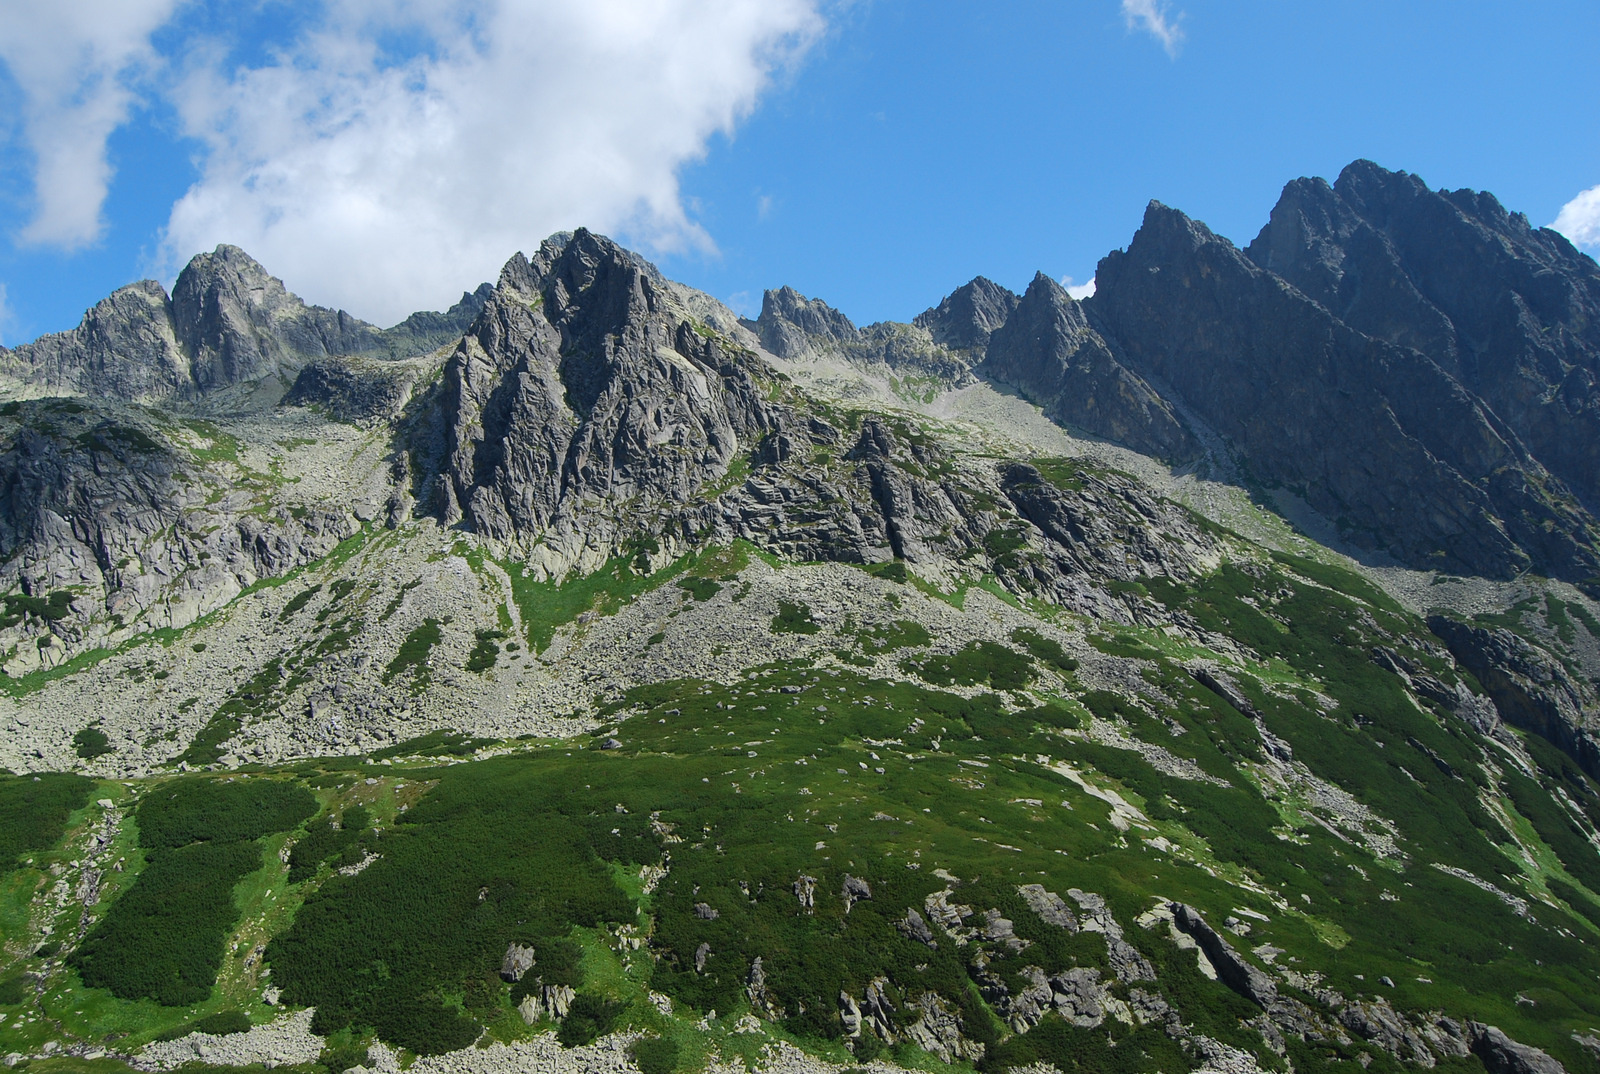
xmin=1062 ymin=275 xmax=1096 ymax=301
xmin=158 ymin=0 xmax=825 ymax=324
xmin=1121 ymin=0 xmax=1184 ymax=58
xmin=0 ymin=0 xmax=183 ymax=249
xmin=1552 ymin=184 xmax=1600 ymax=250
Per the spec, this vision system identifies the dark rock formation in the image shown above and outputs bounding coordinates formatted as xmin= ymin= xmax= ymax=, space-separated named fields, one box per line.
xmin=1470 ymin=1023 xmax=1569 ymax=1074
xmin=1170 ymin=902 xmax=1277 ymax=1008
xmin=1249 ymin=160 xmax=1600 ymax=516
xmin=282 ymin=356 xmax=423 ymax=423
xmin=753 ymin=286 xmax=973 ymax=384
xmin=1088 ymin=199 xmax=1600 ymax=580
xmin=409 ymin=229 xmax=781 ymax=564
xmin=983 ymin=272 xmax=1195 ymax=461
xmin=1428 ymin=615 xmax=1600 ymax=778
xmin=0 ymin=399 xmax=364 ymax=674
xmin=914 ymin=276 xmax=1019 ymax=352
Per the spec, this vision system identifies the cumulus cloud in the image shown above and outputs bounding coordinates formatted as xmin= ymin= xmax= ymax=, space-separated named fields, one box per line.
xmin=1552 ymin=184 xmax=1600 ymax=250
xmin=1121 ymin=0 xmax=1183 ymax=58
xmin=1062 ymin=275 xmax=1096 ymax=301
xmin=0 ymin=0 xmax=183 ymax=249
xmin=0 ymin=0 xmax=823 ymax=324
xmin=159 ymin=0 xmax=825 ymax=324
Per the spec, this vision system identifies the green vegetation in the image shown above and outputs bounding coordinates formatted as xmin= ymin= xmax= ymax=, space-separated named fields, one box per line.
xmin=858 ymin=619 xmax=931 ymax=655
xmin=0 ymin=772 xmax=94 ymax=873
xmin=507 ymin=555 xmax=688 ymax=653
xmin=137 ymin=779 xmax=317 ymax=848
xmin=906 ymin=641 xmax=1034 ymax=691
xmin=631 ymin=1036 xmax=680 ymax=1074
xmin=0 ymin=589 xmax=74 ymax=628
xmin=678 ymin=577 xmax=723 ymax=602
xmin=771 ymin=601 xmax=820 ymax=635
xmin=369 ymin=730 xmax=493 ymax=760
xmin=73 ymin=726 xmax=113 ymax=760
xmin=1010 ymin=628 xmax=1078 ymax=675
xmin=280 ymin=584 xmax=323 ymax=620
xmin=466 ymin=629 xmax=506 ymax=673
xmin=386 ymin=618 xmax=443 ymax=687
xmin=288 ymin=806 xmax=372 ymax=883
xmin=155 ymin=1010 xmax=251 ymax=1041
xmin=71 ymin=840 xmax=264 ymax=1005
xmin=557 ymin=994 xmax=624 ymax=1047
xmin=71 ymin=779 xmax=316 ymax=1006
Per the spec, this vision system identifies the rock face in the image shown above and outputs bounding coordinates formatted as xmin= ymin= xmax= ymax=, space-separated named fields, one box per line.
xmin=913 ymin=276 xmax=1018 ymax=352
xmin=1248 ymin=160 xmax=1600 ymax=517
xmin=752 ymin=285 xmax=973 ymax=385
xmin=1170 ymin=903 xmax=1277 ymax=1008
xmin=0 ymin=247 xmax=487 ymax=406
xmin=409 ymin=229 xmax=781 ymax=569
xmin=1470 ymin=1024 xmax=1569 ymax=1074
xmin=983 ymin=272 xmax=1196 ymax=462
xmin=1428 ymin=615 xmax=1600 ymax=778
xmin=1087 ymin=197 xmax=1600 ymax=581
xmin=0 ymin=399 xmax=363 ymax=675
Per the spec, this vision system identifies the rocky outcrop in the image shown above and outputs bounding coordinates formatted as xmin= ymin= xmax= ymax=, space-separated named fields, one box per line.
xmin=410 ymin=230 xmax=781 ymax=571
xmin=0 ymin=399 xmax=365 ymax=675
xmin=1248 ymin=160 xmax=1600 ymax=517
xmin=914 ymin=276 xmax=1018 ymax=352
xmin=499 ymin=944 xmax=535 ymax=983
xmin=984 ymin=272 xmax=1195 ymax=462
xmin=282 ymin=356 xmax=424 ymax=423
xmin=1169 ymin=903 xmax=1277 ymax=1008
xmin=0 ymin=247 xmax=487 ymax=407
xmin=1088 ymin=198 xmax=1600 ymax=581
xmin=1428 ymin=615 xmax=1600 ymax=778
xmin=1470 ymin=1023 xmax=1569 ymax=1074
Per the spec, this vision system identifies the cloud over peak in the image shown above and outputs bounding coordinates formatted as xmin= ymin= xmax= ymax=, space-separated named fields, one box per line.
xmin=0 ymin=0 xmax=823 ymax=325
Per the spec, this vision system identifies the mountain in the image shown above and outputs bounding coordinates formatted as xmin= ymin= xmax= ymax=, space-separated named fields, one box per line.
xmin=1 ymin=173 xmax=1599 ymax=1074
xmin=0 ymin=244 xmax=490 ymax=405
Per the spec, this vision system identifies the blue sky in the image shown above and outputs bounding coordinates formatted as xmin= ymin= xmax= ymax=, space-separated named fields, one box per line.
xmin=1 ymin=0 xmax=1597 ymax=342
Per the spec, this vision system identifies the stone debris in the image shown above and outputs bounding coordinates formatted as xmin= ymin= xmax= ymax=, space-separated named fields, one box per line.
xmin=499 ymin=943 xmax=536 ymax=983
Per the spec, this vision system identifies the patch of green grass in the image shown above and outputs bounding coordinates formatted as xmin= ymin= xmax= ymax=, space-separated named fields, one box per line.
xmin=466 ymin=629 xmax=506 ymax=673
xmin=858 ymin=620 xmax=931 ymax=655
xmin=506 ymin=555 xmax=688 ymax=653
xmin=73 ymin=726 xmax=113 ymax=760
xmin=678 ymin=577 xmax=723 ymax=602
xmin=386 ymin=618 xmax=442 ymax=687
xmin=280 ymin=585 xmax=323 ymax=621
xmin=368 ymin=730 xmax=493 ymax=761
xmin=1010 ymin=628 xmax=1078 ymax=675
xmin=772 ymin=601 xmax=820 ymax=635
xmin=905 ymin=641 xmax=1034 ymax=691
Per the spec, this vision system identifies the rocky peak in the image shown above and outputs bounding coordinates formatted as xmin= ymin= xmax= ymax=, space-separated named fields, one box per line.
xmin=755 ymin=286 xmax=859 ymax=358
xmin=1094 ymin=198 xmax=1600 ymax=580
xmin=1247 ymin=159 xmax=1600 ymax=516
xmin=413 ymin=231 xmax=782 ymax=569
xmin=171 ymin=244 xmax=384 ymax=393
xmin=981 ymin=268 xmax=1196 ymax=462
xmin=914 ymin=276 xmax=1019 ymax=352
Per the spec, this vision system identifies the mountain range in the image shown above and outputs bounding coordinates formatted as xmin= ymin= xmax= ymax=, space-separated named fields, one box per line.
xmin=0 ymin=160 xmax=1598 ymax=1074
